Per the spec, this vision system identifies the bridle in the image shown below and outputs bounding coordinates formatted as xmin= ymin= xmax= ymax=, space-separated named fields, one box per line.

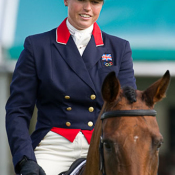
xmin=99 ymin=109 xmax=157 ymax=175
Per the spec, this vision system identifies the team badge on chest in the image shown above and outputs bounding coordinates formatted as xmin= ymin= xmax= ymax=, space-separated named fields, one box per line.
xmin=102 ymin=54 xmax=113 ymax=67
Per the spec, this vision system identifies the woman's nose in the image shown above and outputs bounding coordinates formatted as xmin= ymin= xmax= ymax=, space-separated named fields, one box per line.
xmin=83 ymin=1 xmax=91 ymax=11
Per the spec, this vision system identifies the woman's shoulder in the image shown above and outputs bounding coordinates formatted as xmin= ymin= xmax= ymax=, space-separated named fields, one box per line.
xmin=101 ymin=31 xmax=129 ymax=44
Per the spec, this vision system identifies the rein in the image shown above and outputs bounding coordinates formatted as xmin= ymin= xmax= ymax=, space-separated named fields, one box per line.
xmin=99 ymin=109 xmax=157 ymax=175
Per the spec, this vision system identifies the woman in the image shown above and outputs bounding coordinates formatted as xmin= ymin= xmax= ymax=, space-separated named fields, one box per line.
xmin=6 ymin=0 xmax=136 ymax=175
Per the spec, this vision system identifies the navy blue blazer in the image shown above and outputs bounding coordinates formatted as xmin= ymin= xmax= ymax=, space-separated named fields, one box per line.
xmin=6 ymin=19 xmax=136 ymax=172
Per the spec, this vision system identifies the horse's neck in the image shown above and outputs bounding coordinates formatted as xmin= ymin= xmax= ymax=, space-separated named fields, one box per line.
xmin=82 ymin=116 xmax=102 ymax=175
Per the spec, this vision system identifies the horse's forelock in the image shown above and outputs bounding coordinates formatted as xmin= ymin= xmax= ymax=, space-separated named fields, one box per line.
xmin=122 ymin=86 xmax=137 ymax=103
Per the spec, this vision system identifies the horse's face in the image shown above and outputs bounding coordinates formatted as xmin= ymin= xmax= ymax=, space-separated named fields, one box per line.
xmin=102 ymin=96 xmax=162 ymax=175
xmin=101 ymin=71 xmax=170 ymax=175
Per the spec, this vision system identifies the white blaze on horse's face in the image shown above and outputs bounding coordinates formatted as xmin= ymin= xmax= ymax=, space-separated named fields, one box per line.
xmin=134 ymin=136 xmax=139 ymax=143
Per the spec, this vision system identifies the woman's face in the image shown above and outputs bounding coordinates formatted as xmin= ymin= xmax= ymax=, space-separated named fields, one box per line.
xmin=64 ymin=0 xmax=103 ymax=30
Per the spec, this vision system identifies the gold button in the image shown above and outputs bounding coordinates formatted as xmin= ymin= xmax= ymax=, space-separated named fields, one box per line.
xmin=91 ymin=94 xmax=96 ymax=100
xmin=66 ymin=107 xmax=72 ymax=111
xmin=65 ymin=96 xmax=70 ymax=99
xmin=88 ymin=121 xmax=93 ymax=127
xmin=66 ymin=122 xmax=71 ymax=127
xmin=89 ymin=107 xmax=94 ymax=112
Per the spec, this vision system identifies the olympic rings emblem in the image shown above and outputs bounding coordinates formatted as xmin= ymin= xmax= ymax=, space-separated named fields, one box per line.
xmin=104 ymin=62 xmax=113 ymax=67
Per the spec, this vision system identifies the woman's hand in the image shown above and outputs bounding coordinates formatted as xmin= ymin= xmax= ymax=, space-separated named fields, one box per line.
xmin=19 ymin=158 xmax=46 ymax=175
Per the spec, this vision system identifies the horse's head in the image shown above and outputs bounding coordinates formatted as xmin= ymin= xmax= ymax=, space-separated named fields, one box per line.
xmin=100 ymin=70 xmax=170 ymax=175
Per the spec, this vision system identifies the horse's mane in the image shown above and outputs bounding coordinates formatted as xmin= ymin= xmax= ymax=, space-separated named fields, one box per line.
xmin=123 ymin=86 xmax=137 ymax=103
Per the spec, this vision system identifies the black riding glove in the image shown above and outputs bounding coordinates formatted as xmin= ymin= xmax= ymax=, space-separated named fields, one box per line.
xmin=19 ymin=157 xmax=46 ymax=175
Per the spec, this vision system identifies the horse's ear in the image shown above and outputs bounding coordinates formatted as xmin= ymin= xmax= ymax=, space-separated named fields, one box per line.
xmin=142 ymin=70 xmax=170 ymax=106
xmin=101 ymin=71 xmax=120 ymax=102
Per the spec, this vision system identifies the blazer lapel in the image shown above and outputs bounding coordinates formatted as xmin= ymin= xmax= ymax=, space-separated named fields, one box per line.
xmin=53 ymin=36 xmax=96 ymax=91
xmin=82 ymin=35 xmax=107 ymax=70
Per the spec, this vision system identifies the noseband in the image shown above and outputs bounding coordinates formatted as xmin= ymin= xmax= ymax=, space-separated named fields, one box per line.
xmin=99 ymin=109 xmax=157 ymax=175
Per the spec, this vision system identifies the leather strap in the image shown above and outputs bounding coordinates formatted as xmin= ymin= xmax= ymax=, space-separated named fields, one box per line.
xmin=101 ymin=110 xmax=157 ymax=120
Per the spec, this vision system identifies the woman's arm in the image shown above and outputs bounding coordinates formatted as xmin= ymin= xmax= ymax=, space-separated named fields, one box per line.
xmin=5 ymin=36 xmax=38 ymax=173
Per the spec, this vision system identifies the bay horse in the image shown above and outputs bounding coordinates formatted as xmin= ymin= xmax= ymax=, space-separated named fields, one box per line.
xmin=81 ymin=70 xmax=170 ymax=175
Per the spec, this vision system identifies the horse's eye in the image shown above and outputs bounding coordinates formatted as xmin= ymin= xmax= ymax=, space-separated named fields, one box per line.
xmin=153 ymin=139 xmax=163 ymax=151
xmin=157 ymin=141 xmax=163 ymax=150
xmin=103 ymin=141 xmax=112 ymax=151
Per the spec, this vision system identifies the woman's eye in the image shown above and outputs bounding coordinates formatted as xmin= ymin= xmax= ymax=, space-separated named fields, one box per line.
xmin=90 ymin=0 xmax=100 ymax=4
xmin=77 ymin=0 xmax=100 ymax=4
xmin=92 ymin=1 xmax=98 ymax=3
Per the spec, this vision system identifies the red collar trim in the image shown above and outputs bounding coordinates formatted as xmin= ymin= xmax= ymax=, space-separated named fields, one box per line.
xmin=56 ymin=18 xmax=70 ymax=45
xmin=92 ymin=22 xmax=104 ymax=46
xmin=56 ymin=18 xmax=104 ymax=46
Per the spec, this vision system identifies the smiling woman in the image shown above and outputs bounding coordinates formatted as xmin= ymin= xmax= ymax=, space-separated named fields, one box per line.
xmin=5 ymin=0 xmax=137 ymax=174
xmin=64 ymin=0 xmax=103 ymax=30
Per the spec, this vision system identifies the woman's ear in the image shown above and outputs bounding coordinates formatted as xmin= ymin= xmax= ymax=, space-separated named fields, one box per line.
xmin=64 ymin=0 xmax=68 ymax=6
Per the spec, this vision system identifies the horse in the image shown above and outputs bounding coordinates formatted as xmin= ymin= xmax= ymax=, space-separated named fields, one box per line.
xmin=80 ymin=70 xmax=170 ymax=175
xmin=61 ymin=70 xmax=170 ymax=175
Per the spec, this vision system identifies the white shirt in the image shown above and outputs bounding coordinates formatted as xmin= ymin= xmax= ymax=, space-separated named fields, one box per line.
xmin=66 ymin=19 xmax=93 ymax=56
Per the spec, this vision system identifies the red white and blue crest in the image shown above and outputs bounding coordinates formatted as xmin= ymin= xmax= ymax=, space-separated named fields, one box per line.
xmin=102 ymin=54 xmax=112 ymax=61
